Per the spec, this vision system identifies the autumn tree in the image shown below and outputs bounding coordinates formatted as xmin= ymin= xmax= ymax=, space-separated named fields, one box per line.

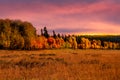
xmin=0 ymin=32 xmax=10 ymax=49
xmin=63 ymin=41 xmax=72 ymax=48
xmin=55 ymin=37 xmax=65 ymax=48
xmin=10 ymin=32 xmax=24 ymax=49
xmin=33 ymin=36 xmax=49 ymax=49
xmin=0 ymin=19 xmax=37 ymax=50
xmin=79 ymin=37 xmax=91 ymax=49
xmin=47 ymin=37 xmax=56 ymax=48
xmin=18 ymin=22 xmax=36 ymax=49
xmin=64 ymin=36 xmax=77 ymax=49
xmin=91 ymin=39 xmax=101 ymax=49
xmin=1 ymin=19 xmax=120 ymax=50
xmin=103 ymin=41 xmax=109 ymax=49
xmin=0 ymin=19 xmax=11 ymax=49
xmin=71 ymin=36 xmax=77 ymax=49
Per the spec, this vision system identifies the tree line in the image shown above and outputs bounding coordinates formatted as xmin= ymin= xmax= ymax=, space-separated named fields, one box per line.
xmin=0 ymin=19 xmax=120 ymax=50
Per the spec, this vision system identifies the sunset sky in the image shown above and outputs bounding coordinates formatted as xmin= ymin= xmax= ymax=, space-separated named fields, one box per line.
xmin=0 ymin=0 xmax=120 ymax=35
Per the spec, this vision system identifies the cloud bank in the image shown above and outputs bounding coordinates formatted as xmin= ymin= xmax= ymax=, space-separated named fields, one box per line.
xmin=0 ymin=0 xmax=120 ymax=34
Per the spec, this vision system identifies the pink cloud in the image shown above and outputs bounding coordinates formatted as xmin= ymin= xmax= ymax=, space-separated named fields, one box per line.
xmin=0 ymin=0 xmax=120 ymax=34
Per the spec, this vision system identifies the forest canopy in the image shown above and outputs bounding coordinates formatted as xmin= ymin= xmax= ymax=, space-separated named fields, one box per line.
xmin=0 ymin=19 xmax=120 ymax=50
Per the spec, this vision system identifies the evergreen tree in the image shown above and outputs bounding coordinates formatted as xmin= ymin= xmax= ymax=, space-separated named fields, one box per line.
xmin=57 ymin=33 xmax=61 ymax=38
xmin=41 ymin=29 xmax=44 ymax=36
xmin=43 ymin=27 xmax=49 ymax=38
xmin=53 ymin=30 xmax=57 ymax=38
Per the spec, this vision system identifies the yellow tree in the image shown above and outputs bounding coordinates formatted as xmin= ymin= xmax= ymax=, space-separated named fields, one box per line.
xmin=80 ymin=37 xmax=91 ymax=49
xmin=91 ymin=40 xmax=102 ymax=49
xmin=0 ymin=32 xmax=10 ymax=49
xmin=71 ymin=37 xmax=77 ymax=49
xmin=103 ymin=41 xmax=109 ymax=49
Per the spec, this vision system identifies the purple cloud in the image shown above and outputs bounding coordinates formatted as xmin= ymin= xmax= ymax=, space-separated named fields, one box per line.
xmin=0 ymin=0 xmax=120 ymax=34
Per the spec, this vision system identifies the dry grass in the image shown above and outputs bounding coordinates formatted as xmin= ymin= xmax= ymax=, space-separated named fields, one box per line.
xmin=0 ymin=49 xmax=120 ymax=80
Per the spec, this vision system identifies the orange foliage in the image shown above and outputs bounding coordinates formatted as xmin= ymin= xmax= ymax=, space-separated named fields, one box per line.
xmin=47 ymin=37 xmax=55 ymax=45
xmin=47 ymin=37 xmax=56 ymax=48
xmin=47 ymin=37 xmax=65 ymax=49
xmin=55 ymin=38 xmax=64 ymax=48
xmin=30 ymin=36 xmax=48 ymax=49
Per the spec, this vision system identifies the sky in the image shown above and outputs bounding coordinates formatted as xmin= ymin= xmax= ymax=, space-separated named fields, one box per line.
xmin=0 ymin=0 xmax=120 ymax=35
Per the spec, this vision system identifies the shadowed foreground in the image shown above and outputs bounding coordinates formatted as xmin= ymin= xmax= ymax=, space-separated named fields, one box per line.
xmin=0 ymin=49 xmax=120 ymax=80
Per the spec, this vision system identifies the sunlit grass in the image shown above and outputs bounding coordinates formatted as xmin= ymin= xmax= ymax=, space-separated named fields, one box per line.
xmin=0 ymin=49 xmax=120 ymax=80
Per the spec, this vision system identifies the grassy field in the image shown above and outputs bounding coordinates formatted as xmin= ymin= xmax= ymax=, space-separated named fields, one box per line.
xmin=0 ymin=49 xmax=120 ymax=80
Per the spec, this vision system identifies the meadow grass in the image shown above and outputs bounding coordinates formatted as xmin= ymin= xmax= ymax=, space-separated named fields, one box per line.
xmin=0 ymin=49 xmax=120 ymax=80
